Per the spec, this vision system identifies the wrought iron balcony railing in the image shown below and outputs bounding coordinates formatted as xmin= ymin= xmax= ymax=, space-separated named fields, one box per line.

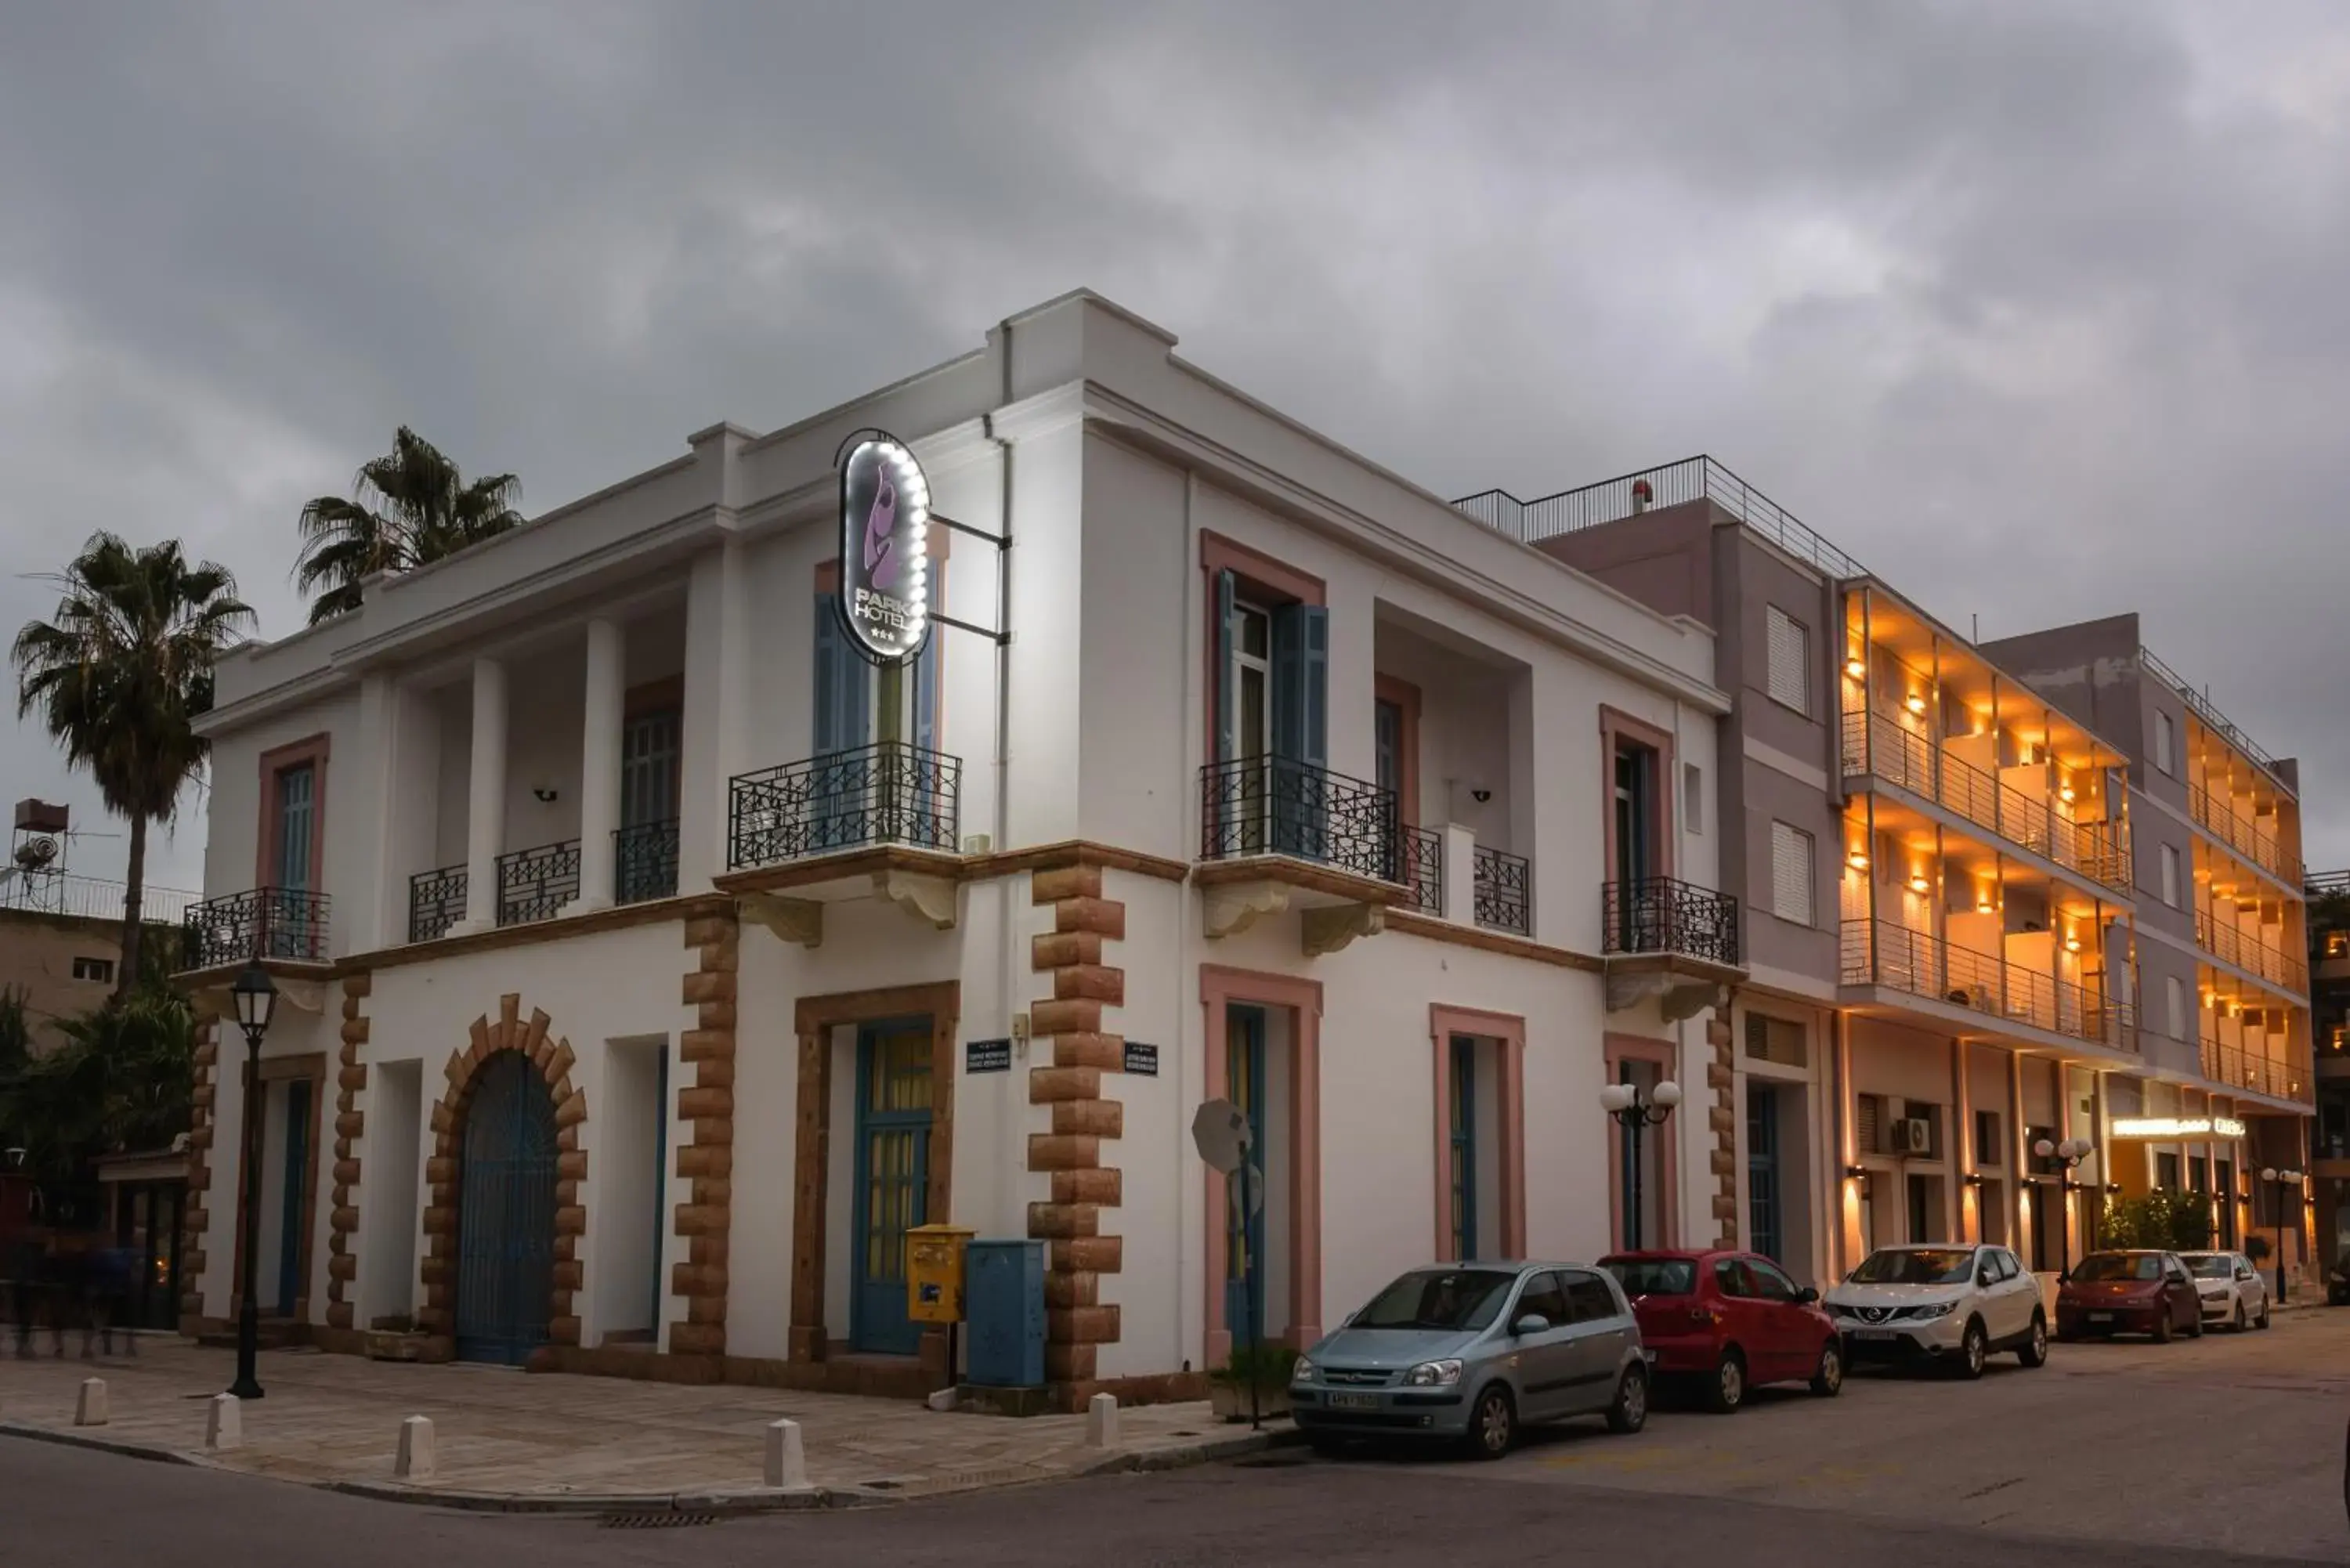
xmin=2200 ymin=1033 xmax=2308 ymax=1104
xmin=498 ymin=839 xmax=580 ymax=927
xmin=1603 ymin=876 xmax=1740 ymax=966
xmin=182 ymin=887 xmax=331 ymax=968
xmin=1841 ymin=709 xmax=2131 ymax=894
xmin=2187 ymin=782 xmax=2301 ymax=886
xmin=1397 ymin=824 xmax=1443 ymax=916
xmin=728 ymin=742 xmax=962 ymax=872
xmin=615 ymin=818 xmax=681 ymax=906
xmin=409 ymin=865 xmax=468 ymax=945
xmin=1474 ymin=845 xmax=1531 ymax=936
xmin=1198 ymin=757 xmax=1400 ymax=886
xmin=1840 ymin=918 xmax=2135 ymax=1051
xmin=2193 ymin=908 xmax=2308 ymax=993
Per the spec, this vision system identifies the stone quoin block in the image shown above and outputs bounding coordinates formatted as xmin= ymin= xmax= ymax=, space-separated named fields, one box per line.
xmin=1053 ymin=897 xmax=1126 ymax=940
xmin=1053 ymin=965 xmax=1126 ymax=1006
xmin=1050 ymin=1099 xmax=1123 ymax=1139
xmin=1026 ymin=1134 xmax=1101 ymax=1172
xmin=1032 ymin=930 xmax=1102 ymax=970
xmin=1045 ymin=1343 xmax=1097 ymax=1382
xmin=1050 ymin=1236 xmax=1123 ymax=1274
xmin=1031 ymin=863 xmax=1103 ymax=905
xmin=1044 ymin=1270 xmax=1099 ymax=1308
xmin=1026 ymin=1202 xmax=1101 ymax=1239
xmin=1050 ymin=1034 xmax=1126 ymax=1072
xmin=1029 ymin=998 xmax=1103 ymax=1037
xmin=1027 ymin=1067 xmax=1101 ymax=1104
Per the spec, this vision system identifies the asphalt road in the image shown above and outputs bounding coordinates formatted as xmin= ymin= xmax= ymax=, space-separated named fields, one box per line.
xmin=5 ymin=1310 xmax=2346 ymax=1566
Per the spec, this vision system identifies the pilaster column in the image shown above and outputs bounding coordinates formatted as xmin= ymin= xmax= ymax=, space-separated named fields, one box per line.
xmin=452 ymin=657 xmax=508 ymax=935
xmin=563 ymin=620 xmax=624 ymax=916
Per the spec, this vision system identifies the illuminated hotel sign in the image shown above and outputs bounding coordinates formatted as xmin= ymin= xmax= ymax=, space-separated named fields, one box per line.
xmin=2110 ymin=1116 xmax=2247 ymax=1140
xmin=837 ymin=430 xmax=931 ymax=663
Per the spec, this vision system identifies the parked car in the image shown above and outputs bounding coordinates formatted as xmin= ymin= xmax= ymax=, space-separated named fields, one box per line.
xmin=2178 ymin=1250 xmax=2271 ymax=1331
xmin=1290 ymin=1263 xmax=1650 ymax=1459
xmin=2326 ymin=1255 xmax=2349 ymax=1307
xmin=1820 ymin=1242 xmax=2047 ymax=1378
xmin=1600 ymin=1249 xmax=1842 ymax=1413
xmin=2055 ymin=1251 xmax=2204 ymax=1342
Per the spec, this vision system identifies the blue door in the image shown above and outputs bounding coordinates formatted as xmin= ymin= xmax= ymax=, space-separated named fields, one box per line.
xmin=1747 ymin=1083 xmax=1783 ymax=1263
xmin=1450 ymin=1036 xmax=1478 ymax=1262
xmin=1224 ymin=1005 xmax=1267 ymax=1343
xmin=274 ymin=1078 xmax=311 ymax=1315
xmin=851 ymin=1022 xmax=932 ymax=1355
xmin=454 ymin=1053 xmax=559 ymax=1365
xmin=272 ymin=763 xmax=317 ymax=957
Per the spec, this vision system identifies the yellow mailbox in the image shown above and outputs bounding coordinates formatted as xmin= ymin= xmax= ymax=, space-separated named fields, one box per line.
xmin=906 ymin=1223 xmax=975 ymax=1324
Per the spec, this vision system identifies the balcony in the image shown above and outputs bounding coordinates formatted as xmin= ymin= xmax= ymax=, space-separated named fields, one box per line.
xmin=1199 ymin=756 xmax=1399 ymax=884
xmin=1473 ymin=845 xmax=1531 ymax=938
xmin=1604 ymin=877 xmax=1740 ymax=966
xmin=2200 ymin=1034 xmax=2308 ymax=1104
xmin=498 ymin=840 xmax=581 ymax=926
xmin=1397 ymin=824 xmax=1443 ymax=916
xmin=1839 ymin=918 xmax=2134 ymax=1053
xmin=2195 ymin=909 xmax=2308 ymax=994
xmin=409 ymin=865 xmax=468 ymax=945
xmin=615 ymin=818 xmax=681 ymax=905
xmin=182 ymin=887 xmax=331 ymax=970
xmin=2189 ymin=782 xmax=2301 ymax=887
xmin=728 ymin=742 xmax=962 ymax=872
xmin=406 ymin=818 xmax=683 ymax=945
xmin=1842 ymin=710 xmax=2130 ymax=895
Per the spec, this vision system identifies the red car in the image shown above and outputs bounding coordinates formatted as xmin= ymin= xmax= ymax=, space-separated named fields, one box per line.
xmin=2055 ymin=1250 xmax=2204 ymax=1342
xmin=1601 ymin=1249 xmax=1842 ymax=1413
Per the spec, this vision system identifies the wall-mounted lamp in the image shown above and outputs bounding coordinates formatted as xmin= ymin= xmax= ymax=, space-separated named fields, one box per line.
xmin=2063 ymin=934 xmax=2082 ymax=953
xmin=1847 ymin=850 xmax=1870 ymax=871
xmin=1905 ymin=693 xmax=1928 ymax=716
xmin=1961 ymin=1172 xmax=1987 ymax=1188
xmin=1845 ymin=657 xmax=1866 ymax=681
xmin=1976 ymin=898 xmax=1995 ymax=915
xmin=2059 ymin=784 xmax=2077 ymax=803
xmin=533 ymin=786 xmax=559 ymax=804
xmin=1842 ymin=1164 xmax=1871 ymax=1181
xmin=1470 ymin=788 xmax=1492 ymax=804
xmin=1908 ymin=873 xmax=1931 ymax=894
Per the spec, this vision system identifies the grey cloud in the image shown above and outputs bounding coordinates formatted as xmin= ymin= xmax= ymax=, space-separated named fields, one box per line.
xmin=5 ymin=0 xmax=2349 ymax=878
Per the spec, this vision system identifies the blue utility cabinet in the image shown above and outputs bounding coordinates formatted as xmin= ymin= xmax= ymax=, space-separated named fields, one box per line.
xmin=964 ymin=1239 xmax=1046 ymax=1387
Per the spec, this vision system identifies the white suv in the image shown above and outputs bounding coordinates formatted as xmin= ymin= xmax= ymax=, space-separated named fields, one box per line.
xmin=1822 ymin=1243 xmax=2048 ymax=1378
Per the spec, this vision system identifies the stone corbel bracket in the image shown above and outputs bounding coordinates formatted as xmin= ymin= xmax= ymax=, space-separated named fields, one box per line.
xmin=739 ymin=892 xmax=824 ymax=948
xmin=1301 ymin=902 xmax=1383 ymax=957
xmin=876 ymin=869 xmax=958 ymax=930
xmin=1204 ymin=880 xmax=1288 ymax=940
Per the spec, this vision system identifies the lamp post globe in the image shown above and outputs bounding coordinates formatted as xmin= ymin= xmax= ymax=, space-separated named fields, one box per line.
xmin=1598 ymin=1078 xmax=1680 ymax=1252
xmin=228 ymin=962 xmax=279 ymax=1402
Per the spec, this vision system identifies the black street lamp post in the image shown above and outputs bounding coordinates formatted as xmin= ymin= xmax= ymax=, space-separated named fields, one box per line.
xmin=229 ymin=963 xmax=278 ymax=1402
xmin=2259 ymin=1166 xmax=2304 ymax=1306
xmin=2033 ymin=1136 xmax=2094 ymax=1277
xmin=1599 ymin=1079 xmax=1683 ymax=1252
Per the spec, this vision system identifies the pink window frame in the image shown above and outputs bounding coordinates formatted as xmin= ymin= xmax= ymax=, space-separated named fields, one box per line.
xmin=254 ymin=733 xmax=331 ymax=891
xmin=1603 ymin=1031 xmax=1682 ymax=1251
xmin=1429 ymin=1005 xmax=1525 ymax=1260
xmin=1199 ymin=963 xmax=1323 ymax=1364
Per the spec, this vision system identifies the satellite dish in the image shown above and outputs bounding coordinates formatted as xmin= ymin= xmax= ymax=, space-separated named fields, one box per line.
xmin=13 ymin=836 xmax=57 ymax=871
xmin=1190 ymin=1098 xmax=1253 ymax=1175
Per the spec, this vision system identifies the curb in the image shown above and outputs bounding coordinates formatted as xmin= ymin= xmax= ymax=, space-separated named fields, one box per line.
xmin=0 ymin=1422 xmax=205 ymax=1469
xmin=1074 ymin=1422 xmax=1306 ymax=1478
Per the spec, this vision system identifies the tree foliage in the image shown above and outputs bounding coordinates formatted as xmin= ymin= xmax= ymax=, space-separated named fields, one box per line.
xmin=295 ymin=427 xmax=524 ymax=623
xmin=0 ymin=989 xmax=196 ymax=1183
xmin=2099 ymin=1188 xmax=2214 ymax=1252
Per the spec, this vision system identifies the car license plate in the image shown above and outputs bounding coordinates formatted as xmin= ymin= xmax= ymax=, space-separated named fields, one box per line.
xmin=1851 ymin=1328 xmax=1896 ymax=1341
xmin=2087 ymin=1311 xmax=2113 ymax=1323
xmin=1328 ymin=1392 xmax=1379 ymax=1411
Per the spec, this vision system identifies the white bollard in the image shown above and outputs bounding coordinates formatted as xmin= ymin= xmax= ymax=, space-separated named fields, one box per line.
xmin=764 ymin=1418 xmax=807 ymax=1489
xmin=394 ymin=1414 xmax=436 ymax=1480
xmin=74 ymin=1378 xmax=107 ymax=1427
xmin=1085 ymin=1391 xmax=1119 ymax=1448
xmin=206 ymin=1393 xmax=242 ymax=1452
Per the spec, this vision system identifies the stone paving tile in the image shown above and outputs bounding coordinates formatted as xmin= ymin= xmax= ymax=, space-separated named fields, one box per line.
xmin=0 ymin=1339 xmax=1245 ymax=1501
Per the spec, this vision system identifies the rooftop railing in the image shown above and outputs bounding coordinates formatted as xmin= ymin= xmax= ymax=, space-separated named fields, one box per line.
xmin=0 ymin=872 xmax=199 ymax=927
xmin=1841 ymin=709 xmax=2131 ymax=895
xmin=1840 ymin=917 xmax=2135 ymax=1052
xmin=1454 ymin=454 xmax=1865 ymax=580
xmin=2141 ymin=645 xmax=2284 ymax=782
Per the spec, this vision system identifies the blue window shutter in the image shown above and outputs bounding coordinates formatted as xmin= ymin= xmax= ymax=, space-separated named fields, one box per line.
xmin=1271 ymin=604 xmax=1328 ymax=766
xmin=814 ymin=594 xmax=839 ymax=752
xmin=914 ymin=633 xmax=938 ymax=753
xmin=1214 ymin=569 xmax=1237 ymax=763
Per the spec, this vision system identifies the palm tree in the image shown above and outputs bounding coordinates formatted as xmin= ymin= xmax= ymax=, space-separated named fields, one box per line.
xmin=295 ymin=427 xmax=524 ymax=623
xmin=13 ymin=534 xmax=254 ymax=999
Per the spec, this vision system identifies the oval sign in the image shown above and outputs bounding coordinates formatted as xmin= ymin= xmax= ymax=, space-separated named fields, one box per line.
xmin=837 ymin=432 xmax=931 ymax=662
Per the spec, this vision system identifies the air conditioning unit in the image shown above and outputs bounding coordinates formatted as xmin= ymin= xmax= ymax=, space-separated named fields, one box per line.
xmin=1891 ymin=1118 xmax=1932 ymax=1154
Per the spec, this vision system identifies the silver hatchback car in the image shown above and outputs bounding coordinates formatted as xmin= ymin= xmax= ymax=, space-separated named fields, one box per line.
xmin=1289 ymin=1262 xmax=1650 ymax=1458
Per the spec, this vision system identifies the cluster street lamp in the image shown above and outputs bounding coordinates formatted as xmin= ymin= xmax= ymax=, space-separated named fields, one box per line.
xmin=2033 ymin=1136 xmax=2095 ymax=1277
xmin=229 ymin=963 xmax=279 ymax=1402
xmin=1598 ymin=1079 xmax=1682 ymax=1252
xmin=2259 ymin=1166 xmax=2305 ymax=1306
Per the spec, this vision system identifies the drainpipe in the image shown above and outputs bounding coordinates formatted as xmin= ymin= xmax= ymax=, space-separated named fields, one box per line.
xmin=987 ymin=318 xmax=1018 ymax=1240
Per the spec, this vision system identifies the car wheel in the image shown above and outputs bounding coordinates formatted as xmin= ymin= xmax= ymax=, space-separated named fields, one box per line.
xmin=1704 ymin=1349 xmax=1747 ymax=1414
xmin=2153 ymin=1310 xmax=2173 ymax=1345
xmin=2258 ymin=1299 xmax=2272 ymax=1330
xmin=1606 ymin=1364 xmax=1649 ymax=1434
xmin=1954 ymin=1318 xmax=1987 ymax=1380
xmin=1465 ymin=1384 xmax=1515 ymax=1461
xmin=2233 ymin=1302 xmax=2247 ymax=1333
xmin=2186 ymin=1306 xmax=2204 ymax=1339
xmin=2017 ymin=1313 xmax=2048 ymax=1368
xmin=1809 ymin=1339 xmax=1844 ymax=1397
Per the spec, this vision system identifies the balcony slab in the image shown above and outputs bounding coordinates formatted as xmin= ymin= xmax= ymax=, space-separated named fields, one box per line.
xmin=1835 ymin=985 xmax=2141 ymax=1068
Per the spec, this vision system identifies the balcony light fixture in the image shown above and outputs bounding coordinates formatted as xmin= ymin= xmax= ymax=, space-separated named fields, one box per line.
xmin=1908 ymin=873 xmax=1931 ymax=894
xmin=1847 ymin=850 xmax=1870 ymax=871
xmin=1976 ymin=898 xmax=1995 ymax=915
xmin=1845 ymin=657 xmax=1866 ymax=681
xmin=2059 ymin=783 xmax=2077 ymax=803
xmin=2064 ymin=934 xmax=2082 ymax=953
xmin=1905 ymin=692 xmax=1927 ymax=715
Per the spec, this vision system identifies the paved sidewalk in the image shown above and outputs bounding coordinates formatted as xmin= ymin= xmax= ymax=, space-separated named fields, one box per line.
xmin=0 ymin=1340 xmax=1280 ymax=1508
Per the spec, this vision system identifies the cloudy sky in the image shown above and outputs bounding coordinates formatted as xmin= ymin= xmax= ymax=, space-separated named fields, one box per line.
xmin=5 ymin=0 xmax=2349 ymax=892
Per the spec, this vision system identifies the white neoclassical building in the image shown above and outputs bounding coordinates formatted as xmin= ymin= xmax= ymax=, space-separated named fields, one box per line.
xmin=175 ymin=291 xmax=1742 ymax=1404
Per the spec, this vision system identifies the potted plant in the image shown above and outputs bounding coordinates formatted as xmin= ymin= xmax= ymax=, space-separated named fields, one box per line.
xmin=1208 ymin=1342 xmax=1296 ymax=1422
xmin=363 ymin=1313 xmax=432 ymax=1362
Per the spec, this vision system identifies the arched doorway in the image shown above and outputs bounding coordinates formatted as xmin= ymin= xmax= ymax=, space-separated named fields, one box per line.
xmin=454 ymin=1051 xmax=559 ymax=1365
